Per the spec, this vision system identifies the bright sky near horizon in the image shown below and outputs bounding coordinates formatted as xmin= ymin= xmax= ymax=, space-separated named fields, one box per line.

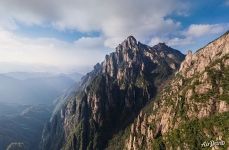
xmin=0 ymin=0 xmax=229 ymax=74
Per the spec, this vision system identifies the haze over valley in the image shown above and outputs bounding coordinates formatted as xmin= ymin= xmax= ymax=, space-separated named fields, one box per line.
xmin=0 ymin=0 xmax=228 ymax=150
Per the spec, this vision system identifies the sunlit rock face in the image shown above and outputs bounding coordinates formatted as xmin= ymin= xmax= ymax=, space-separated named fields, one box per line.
xmin=122 ymin=32 xmax=229 ymax=150
xmin=40 ymin=36 xmax=184 ymax=150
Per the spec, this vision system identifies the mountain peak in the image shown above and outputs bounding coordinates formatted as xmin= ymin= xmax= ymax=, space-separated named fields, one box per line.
xmin=41 ymin=33 xmax=185 ymax=150
xmin=152 ymin=42 xmax=179 ymax=54
xmin=153 ymin=42 xmax=169 ymax=50
xmin=126 ymin=35 xmax=137 ymax=41
xmin=119 ymin=35 xmax=138 ymax=49
xmin=157 ymin=42 xmax=167 ymax=46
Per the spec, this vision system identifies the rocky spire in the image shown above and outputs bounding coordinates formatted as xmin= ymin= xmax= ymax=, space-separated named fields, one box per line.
xmin=41 ymin=34 xmax=185 ymax=150
xmin=123 ymin=31 xmax=229 ymax=150
xmin=119 ymin=35 xmax=138 ymax=50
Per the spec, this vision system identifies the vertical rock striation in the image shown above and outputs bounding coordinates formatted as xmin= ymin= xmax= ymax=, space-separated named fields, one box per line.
xmin=122 ymin=31 xmax=229 ymax=150
xmin=40 ymin=36 xmax=184 ymax=150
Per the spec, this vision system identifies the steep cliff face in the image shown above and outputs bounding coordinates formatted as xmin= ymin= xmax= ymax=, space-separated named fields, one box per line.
xmin=40 ymin=36 xmax=184 ymax=150
xmin=120 ymin=32 xmax=229 ymax=150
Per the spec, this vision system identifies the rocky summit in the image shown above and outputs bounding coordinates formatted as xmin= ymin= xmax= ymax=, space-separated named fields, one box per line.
xmin=41 ymin=32 xmax=229 ymax=150
xmin=111 ymin=31 xmax=229 ymax=150
xmin=40 ymin=36 xmax=185 ymax=150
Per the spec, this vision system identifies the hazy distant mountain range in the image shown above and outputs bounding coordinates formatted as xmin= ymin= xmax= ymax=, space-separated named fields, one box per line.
xmin=0 ymin=71 xmax=83 ymax=150
xmin=0 ymin=103 xmax=51 ymax=150
xmin=3 ymin=72 xmax=83 ymax=81
xmin=0 ymin=72 xmax=83 ymax=105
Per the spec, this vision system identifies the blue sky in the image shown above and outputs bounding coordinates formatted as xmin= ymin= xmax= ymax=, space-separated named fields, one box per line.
xmin=0 ymin=0 xmax=228 ymax=73
xmin=171 ymin=0 xmax=229 ymax=26
xmin=15 ymin=23 xmax=101 ymax=42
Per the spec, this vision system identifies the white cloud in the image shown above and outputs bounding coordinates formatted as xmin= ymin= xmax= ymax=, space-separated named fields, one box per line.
xmin=0 ymin=27 xmax=109 ymax=73
xmin=149 ymin=36 xmax=193 ymax=47
xmin=185 ymin=24 xmax=226 ymax=37
xmin=0 ymin=0 xmax=188 ymax=47
xmin=0 ymin=0 xmax=191 ymax=73
xmin=1 ymin=0 xmax=228 ymax=73
xmin=167 ymin=37 xmax=193 ymax=46
xmin=149 ymin=37 xmax=164 ymax=46
xmin=148 ymin=23 xmax=228 ymax=51
xmin=73 ymin=37 xmax=104 ymax=50
xmin=1 ymin=22 xmax=225 ymax=73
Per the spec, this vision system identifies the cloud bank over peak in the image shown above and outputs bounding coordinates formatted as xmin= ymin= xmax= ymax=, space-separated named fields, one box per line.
xmin=0 ymin=0 xmax=188 ymax=46
xmin=149 ymin=23 xmax=229 ymax=52
xmin=185 ymin=24 xmax=227 ymax=37
xmin=0 ymin=0 xmax=228 ymax=73
xmin=0 ymin=27 xmax=108 ymax=73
